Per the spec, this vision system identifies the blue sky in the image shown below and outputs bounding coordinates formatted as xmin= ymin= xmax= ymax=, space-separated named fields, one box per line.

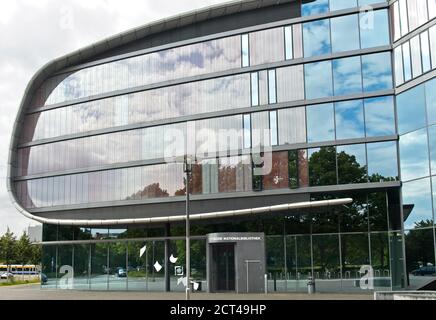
xmin=0 ymin=0 xmax=226 ymax=235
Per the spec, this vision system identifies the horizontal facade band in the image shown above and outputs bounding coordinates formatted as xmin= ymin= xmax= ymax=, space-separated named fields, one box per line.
xmin=25 ymin=181 xmax=401 ymax=214
xmin=28 ymin=46 xmax=392 ymax=115
xmin=14 ymin=135 xmax=399 ymax=181
xmin=20 ymin=198 xmax=355 ymax=226
xmin=53 ymin=3 xmax=390 ymax=78
xmin=18 ymin=90 xmax=395 ymax=149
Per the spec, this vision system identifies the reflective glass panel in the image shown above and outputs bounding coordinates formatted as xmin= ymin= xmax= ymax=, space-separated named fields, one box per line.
xmin=309 ymin=146 xmax=338 ymax=186
xmin=333 ymin=56 xmax=362 ymax=96
xmin=360 ymin=9 xmax=390 ymax=49
xmin=242 ymin=34 xmax=250 ymax=67
xmin=269 ymin=111 xmax=278 ymax=146
xmin=268 ymin=70 xmax=277 ymax=104
xmin=403 ymin=42 xmax=412 ymax=82
xmin=337 ymin=144 xmax=368 ymax=184
xmin=307 ymin=103 xmax=335 ymax=142
xmin=243 ymin=114 xmax=252 ymax=149
xmin=331 ymin=14 xmax=360 ymax=53
xmin=303 ymin=19 xmax=331 ymax=57
xmin=251 ymin=72 xmax=259 ymax=106
xmin=330 ymin=0 xmax=357 ymax=11
xmin=397 ymin=84 xmax=426 ymax=135
xmin=428 ymin=125 xmax=436 ymax=175
xmin=403 ymin=178 xmax=433 ymax=230
xmin=364 ymin=96 xmax=396 ymax=137
xmin=302 ymin=0 xmax=329 ymax=16
xmin=285 ymin=26 xmax=294 ymax=60
xmin=421 ymin=31 xmax=432 ymax=73
xmin=362 ymin=52 xmax=393 ymax=92
xmin=400 ymin=128 xmax=430 ymax=182
xmin=367 ymin=141 xmax=399 ymax=182
xmin=426 ymin=78 xmax=436 ymax=126
xmin=305 ymin=61 xmax=333 ymax=99
xmin=335 ymin=100 xmax=365 ymax=140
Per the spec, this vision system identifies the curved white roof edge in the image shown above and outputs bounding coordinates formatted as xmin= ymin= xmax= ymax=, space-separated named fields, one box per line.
xmin=7 ymin=197 xmax=353 ymax=227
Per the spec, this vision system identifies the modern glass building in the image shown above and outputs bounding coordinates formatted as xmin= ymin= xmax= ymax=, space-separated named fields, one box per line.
xmin=7 ymin=0 xmax=436 ymax=293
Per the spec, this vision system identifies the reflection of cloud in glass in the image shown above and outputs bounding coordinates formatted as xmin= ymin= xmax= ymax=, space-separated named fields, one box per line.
xmin=302 ymin=0 xmax=329 ymax=16
xmin=362 ymin=52 xmax=392 ymax=92
xmin=399 ymin=128 xmax=430 ymax=182
xmin=305 ymin=61 xmax=333 ymax=99
xmin=303 ymin=19 xmax=331 ymax=57
xmin=331 ymin=14 xmax=360 ymax=53
xmin=335 ymin=100 xmax=364 ymax=139
xmin=307 ymin=103 xmax=335 ymax=142
xmin=367 ymin=141 xmax=398 ymax=180
xmin=364 ymin=96 xmax=395 ymax=137
xmin=403 ymin=178 xmax=433 ymax=230
xmin=333 ymin=56 xmax=362 ymax=96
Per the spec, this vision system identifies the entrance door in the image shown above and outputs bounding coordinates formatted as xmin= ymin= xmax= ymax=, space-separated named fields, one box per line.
xmin=211 ymin=244 xmax=236 ymax=292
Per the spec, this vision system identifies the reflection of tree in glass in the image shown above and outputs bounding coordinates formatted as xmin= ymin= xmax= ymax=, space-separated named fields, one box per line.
xmin=405 ymin=221 xmax=435 ymax=273
xmin=127 ymin=183 xmax=169 ymax=200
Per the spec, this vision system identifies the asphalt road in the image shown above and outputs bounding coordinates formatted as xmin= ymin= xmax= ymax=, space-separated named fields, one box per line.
xmin=0 ymin=283 xmax=373 ymax=300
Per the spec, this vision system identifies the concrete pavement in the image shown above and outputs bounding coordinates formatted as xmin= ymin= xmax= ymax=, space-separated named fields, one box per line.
xmin=0 ymin=284 xmax=373 ymax=300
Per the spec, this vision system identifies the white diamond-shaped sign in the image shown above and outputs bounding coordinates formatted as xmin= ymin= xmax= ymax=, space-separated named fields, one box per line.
xmin=139 ymin=245 xmax=147 ymax=258
xmin=154 ymin=261 xmax=163 ymax=272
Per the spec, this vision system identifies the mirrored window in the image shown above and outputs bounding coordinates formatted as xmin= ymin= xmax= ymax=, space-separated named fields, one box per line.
xmin=242 ymin=34 xmax=250 ymax=67
xmin=269 ymin=111 xmax=278 ymax=146
xmin=243 ymin=114 xmax=252 ymax=149
xmin=364 ymin=96 xmax=396 ymax=137
xmin=285 ymin=26 xmax=294 ymax=60
xmin=421 ymin=31 xmax=432 ymax=73
xmin=330 ymin=0 xmax=357 ymax=11
xmin=362 ymin=52 xmax=393 ymax=92
xmin=262 ymin=152 xmax=290 ymax=190
xmin=278 ymin=107 xmax=307 ymax=145
xmin=403 ymin=178 xmax=433 ymax=230
xmin=309 ymin=146 xmax=338 ymax=186
xmin=302 ymin=0 xmax=329 ymax=16
xmin=360 ymin=9 xmax=390 ymax=49
xmin=427 ymin=125 xmax=436 ymax=175
xmin=268 ymin=70 xmax=277 ymax=104
xmin=307 ymin=103 xmax=335 ymax=142
xmin=335 ymin=100 xmax=365 ymax=140
xmin=337 ymin=144 xmax=367 ymax=184
xmin=425 ymin=78 xmax=436 ymax=126
xmin=400 ymin=128 xmax=430 ymax=182
xmin=333 ymin=56 xmax=363 ymax=96
xmin=397 ymin=85 xmax=426 ymax=135
xmin=303 ymin=19 xmax=331 ymax=57
xmin=331 ymin=14 xmax=360 ymax=53
xmin=367 ymin=141 xmax=399 ymax=182
xmin=394 ymin=46 xmax=404 ymax=86
xmin=410 ymin=35 xmax=423 ymax=78
xmin=251 ymin=72 xmax=259 ymax=106
xmin=403 ymin=42 xmax=412 ymax=82
xmin=305 ymin=61 xmax=333 ymax=99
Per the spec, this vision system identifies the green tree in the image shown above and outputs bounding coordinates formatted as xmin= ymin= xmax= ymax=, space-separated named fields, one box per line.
xmin=16 ymin=232 xmax=32 ymax=266
xmin=0 ymin=228 xmax=17 ymax=281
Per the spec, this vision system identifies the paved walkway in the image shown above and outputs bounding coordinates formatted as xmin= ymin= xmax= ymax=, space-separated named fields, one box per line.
xmin=0 ymin=284 xmax=373 ymax=300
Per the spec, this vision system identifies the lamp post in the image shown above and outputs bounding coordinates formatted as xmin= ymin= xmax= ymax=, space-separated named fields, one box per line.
xmin=183 ymin=155 xmax=193 ymax=301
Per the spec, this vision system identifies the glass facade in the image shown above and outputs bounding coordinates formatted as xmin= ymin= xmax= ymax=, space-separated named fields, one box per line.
xmin=11 ymin=0 xmax=436 ymax=294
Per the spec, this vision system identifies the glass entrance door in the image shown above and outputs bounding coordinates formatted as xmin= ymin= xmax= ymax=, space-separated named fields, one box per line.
xmin=211 ymin=244 xmax=236 ymax=292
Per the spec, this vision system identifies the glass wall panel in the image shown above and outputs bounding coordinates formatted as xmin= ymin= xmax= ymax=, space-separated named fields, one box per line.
xmin=399 ymin=128 xmax=430 ymax=182
xmin=309 ymin=146 xmax=337 ymax=186
xmin=368 ymin=192 xmax=389 ymax=232
xmin=431 ymin=26 xmax=436 ymax=69
xmin=337 ymin=144 xmax=367 ymax=184
xmin=430 ymin=0 xmax=436 ymax=19
xmin=335 ymin=100 xmax=365 ymax=140
xmin=397 ymin=84 xmax=426 ymax=135
xmin=218 ymin=156 xmax=252 ymax=193
xmin=333 ymin=56 xmax=363 ymax=96
xmin=284 ymin=26 xmax=293 ymax=60
xmin=278 ymin=107 xmax=307 ymax=145
xmin=426 ymin=78 xmax=436 ymax=126
xmin=341 ymin=233 xmax=370 ymax=292
xmin=252 ymin=111 xmax=270 ymax=148
xmin=269 ymin=111 xmax=278 ymax=146
xmin=307 ymin=103 xmax=335 ymax=142
xmin=399 ymin=0 xmax=409 ymax=37
xmin=263 ymin=152 xmax=290 ymax=190
xmin=394 ymin=46 xmax=405 ymax=86
xmin=410 ymin=35 xmax=423 ymax=78
xmin=268 ymin=70 xmax=277 ymax=104
xmin=302 ymin=0 xmax=329 ymax=17
xmin=127 ymin=241 xmax=149 ymax=291
xmin=393 ymin=1 xmax=401 ymax=42
xmin=242 ymin=34 xmax=250 ymax=68
xmin=360 ymin=9 xmax=390 ymax=49
xmin=330 ymin=0 xmax=357 ymax=11
xmin=403 ymin=42 xmax=412 ymax=82
xmin=56 ymin=245 xmax=73 ymax=290
xmin=421 ymin=31 xmax=432 ymax=73
xmin=367 ymin=141 xmax=399 ymax=182
xmin=313 ymin=235 xmax=341 ymax=293
xmin=41 ymin=245 xmax=57 ymax=289
xmin=243 ymin=114 xmax=252 ymax=149
xmin=362 ymin=52 xmax=393 ymax=92
xmin=405 ymin=228 xmax=436 ymax=289
xmin=429 ymin=125 xmax=436 ymax=175
xmin=303 ymin=19 xmax=331 ymax=57
xmin=266 ymin=236 xmax=285 ymax=292
xmin=108 ymin=243 xmax=127 ymax=290
xmin=251 ymin=72 xmax=259 ymax=106
xmin=145 ymin=241 xmax=166 ymax=292
xmin=364 ymin=96 xmax=396 ymax=137
xmin=370 ymin=232 xmax=392 ymax=290
xmin=403 ymin=178 xmax=433 ymax=230
xmin=73 ymin=244 xmax=90 ymax=290
xmin=331 ymin=14 xmax=360 ymax=53
xmin=250 ymin=28 xmax=285 ymax=66
xmin=276 ymin=65 xmax=305 ymax=103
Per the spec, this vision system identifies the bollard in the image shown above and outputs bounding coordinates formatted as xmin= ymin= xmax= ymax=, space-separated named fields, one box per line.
xmin=307 ymin=277 xmax=316 ymax=295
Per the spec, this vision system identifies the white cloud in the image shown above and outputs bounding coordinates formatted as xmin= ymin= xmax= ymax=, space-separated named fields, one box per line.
xmin=0 ymin=0 xmax=226 ymax=235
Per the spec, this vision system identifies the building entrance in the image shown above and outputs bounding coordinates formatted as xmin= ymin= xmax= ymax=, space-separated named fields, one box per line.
xmin=210 ymin=243 xmax=236 ymax=292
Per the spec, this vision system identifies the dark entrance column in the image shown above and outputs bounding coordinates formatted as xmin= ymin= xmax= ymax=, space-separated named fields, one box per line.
xmin=210 ymin=243 xmax=236 ymax=292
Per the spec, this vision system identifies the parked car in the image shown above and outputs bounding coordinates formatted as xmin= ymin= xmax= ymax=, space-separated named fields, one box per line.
xmin=0 ymin=272 xmax=14 ymax=280
xmin=117 ymin=268 xmax=127 ymax=278
xmin=411 ymin=266 xmax=436 ymax=276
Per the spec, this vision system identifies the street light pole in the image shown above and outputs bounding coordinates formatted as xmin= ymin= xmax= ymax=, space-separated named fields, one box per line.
xmin=184 ymin=155 xmax=192 ymax=301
